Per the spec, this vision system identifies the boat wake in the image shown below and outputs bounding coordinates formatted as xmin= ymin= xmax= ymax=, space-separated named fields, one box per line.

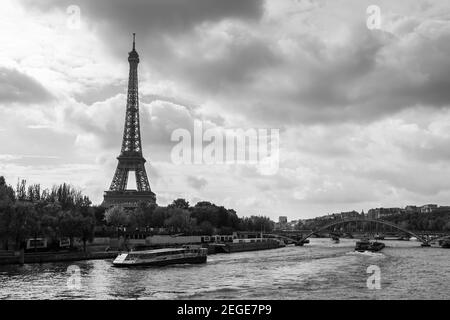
xmin=180 ymin=285 xmax=243 ymax=299
xmin=345 ymin=251 xmax=385 ymax=257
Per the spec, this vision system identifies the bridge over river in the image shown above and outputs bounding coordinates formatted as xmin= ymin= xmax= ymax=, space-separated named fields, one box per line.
xmin=271 ymin=217 xmax=450 ymax=246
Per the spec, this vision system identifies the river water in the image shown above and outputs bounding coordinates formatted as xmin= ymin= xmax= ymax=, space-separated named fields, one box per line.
xmin=0 ymin=239 xmax=448 ymax=300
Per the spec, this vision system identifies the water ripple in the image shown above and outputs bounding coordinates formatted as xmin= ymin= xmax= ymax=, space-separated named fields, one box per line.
xmin=0 ymin=239 xmax=448 ymax=299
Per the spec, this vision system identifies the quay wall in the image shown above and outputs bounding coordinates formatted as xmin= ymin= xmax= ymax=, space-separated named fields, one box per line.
xmin=0 ymin=251 xmax=119 ymax=266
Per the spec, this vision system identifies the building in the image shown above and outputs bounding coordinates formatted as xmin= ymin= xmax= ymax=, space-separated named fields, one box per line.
xmin=279 ymin=216 xmax=288 ymax=224
xmin=433 ymin=206 xmax=450 ymax=214
xmin=286 ymin=220 xmax=298 ymax=230
xmin=367 ymin=208 xmax=403 ymax=219
xmin=326 ymin=211 xmax=361 ymax=220
xmin=340 ymin=210 xmax=361 ymax=219
xmin=274 ymin=216 xmax=288 ymax=230
xmin=420 ymin=204 xmax=438 ymax=214
xmin=405 ymin=205 xmax=419 ymax=214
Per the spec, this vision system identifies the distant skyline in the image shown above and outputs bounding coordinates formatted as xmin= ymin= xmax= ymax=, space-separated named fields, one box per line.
xmin=2 ymin=0 xmax=450 ymax=219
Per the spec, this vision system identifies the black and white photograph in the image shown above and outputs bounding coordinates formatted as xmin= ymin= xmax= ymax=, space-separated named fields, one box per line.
xmin=0 ymin=0 xmax=449 ymax=306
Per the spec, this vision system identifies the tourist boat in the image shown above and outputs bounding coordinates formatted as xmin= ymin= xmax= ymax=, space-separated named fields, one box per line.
xmin=112 ymin=246 xmax=208 ymax=267
xmin=355 ymin=238 xmax=385 ymax=252
xmin=295 ymin=239 xmax=310 ymax=246
xmin=441 ymin=239 xmax=450 ymax=248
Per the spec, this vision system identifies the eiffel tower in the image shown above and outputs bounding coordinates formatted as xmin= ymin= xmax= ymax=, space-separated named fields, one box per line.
xmin=103 ymin=34 xmax=156 ymax=208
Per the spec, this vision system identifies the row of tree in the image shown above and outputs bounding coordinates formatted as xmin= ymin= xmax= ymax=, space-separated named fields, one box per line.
xmin=383 ymin=211 xmax=450 ymax=232
xmin=0 ymin=177 xmax=275 ymax=250
xmin=104 ymin=198 xmax=274 ymax=235
xmin=0 ymin=177 xmax=95 ymax=251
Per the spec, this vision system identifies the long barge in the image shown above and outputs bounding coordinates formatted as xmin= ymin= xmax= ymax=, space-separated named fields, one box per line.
xmin=208 ymin=238 xmax=285 ymax=254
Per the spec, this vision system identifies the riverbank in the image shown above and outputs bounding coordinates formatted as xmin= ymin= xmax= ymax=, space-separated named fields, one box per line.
xmin=0 ymin=240 xmax=286 ymax=266
xmin=0 ymin=251 xmax=119 ymax=266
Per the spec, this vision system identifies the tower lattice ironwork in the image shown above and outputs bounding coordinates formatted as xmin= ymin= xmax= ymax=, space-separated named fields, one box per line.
xmin=103 ymin=34 xmax=156 ymax=207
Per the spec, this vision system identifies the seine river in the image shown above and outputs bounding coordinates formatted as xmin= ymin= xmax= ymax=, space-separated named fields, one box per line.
xmin=0 ymin=239 xmax=448 ymax=300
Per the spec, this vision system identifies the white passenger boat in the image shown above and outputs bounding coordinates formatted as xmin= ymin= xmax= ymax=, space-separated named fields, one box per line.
xmin=112 ymin=246 xmax=207 ymax=267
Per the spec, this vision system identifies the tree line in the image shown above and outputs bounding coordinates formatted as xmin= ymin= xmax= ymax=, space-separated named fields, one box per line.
xmin=0 ymin=177 xmax=275 ymax=251
xmin=104 ymin=198 xmax=274 ymax=235
xmin=382 ymin=211 xmax=450 ymax=232
xmin=0 ymin=177 xmax=95 ymax=251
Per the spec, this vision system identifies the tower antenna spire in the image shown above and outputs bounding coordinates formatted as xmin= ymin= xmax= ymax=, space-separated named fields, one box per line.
xmin=133 ymin=33 xmax=136 ymax=50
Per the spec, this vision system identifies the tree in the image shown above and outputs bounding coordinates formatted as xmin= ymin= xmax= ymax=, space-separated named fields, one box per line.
xmin=0 ymin=176 xmax=15 ymax=206
xmin=39 ymin=203 xmax=62 ymax=243
xmin=152 ymin=206 xmax=168 ymax=228
xmin=104 ymin=206 xmax=129 ymax=235
xmin=239 ymin=215 xmax=275 ymax=232
xmin=9 ymin=202 xmax=37 ymax=250
xmin=0 ymin=205 xmax=13 ymax=250
xmin=199 ymin=221 xmax=214 ymax=235
xmin=164 ymin=208 xmax=196 ymax=234
xmin=0 ymin=176 xmax=97 ymax=251
xmin=295 ymin=221 xmax=305 ymax=230
xmin=0 ymin=177 xmax=15 ymax=249
xmin=130 ymin=202 xmax=157 ymax=230
xmin=191 ymin=202 xmax=219 ymax=227
xmin=59 ymin=210 xmax=82 ymax=248
xmin=92 ymin=205 xmax=107 ymax=225
xmin=27 ymin=184 xmax=41 ymax=202
xmin=168 ymin=198 xmax=190 ymax=210
xmin=16 ymin=179 xmax=27 ymax=201
xmin=27 ymin=206 xmax=43 ymax=252
xmin=79 ymin=212 xmax=95 ymax=252
xmin=444 ymin=221 xmax=450 ymax=231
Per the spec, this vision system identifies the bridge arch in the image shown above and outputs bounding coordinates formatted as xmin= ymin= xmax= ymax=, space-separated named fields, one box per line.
xmin=299 ymin=218 xmax=429 ymax=244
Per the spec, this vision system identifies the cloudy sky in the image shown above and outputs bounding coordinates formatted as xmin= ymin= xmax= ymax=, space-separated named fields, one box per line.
xmin=1 ymin=0 xmax=450 ymax=220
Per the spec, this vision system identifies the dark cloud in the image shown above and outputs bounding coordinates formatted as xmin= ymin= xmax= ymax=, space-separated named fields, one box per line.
xmin=20 ymin=0 xmax=267 ymax=107
xmin=23 ymin=0 xmax=263 ymax=31
xmin=187 ymin=176 xmax=208 ymax=190
xmin=179 ymin=38 xmax=280 ymax=94
xmin=0 ymin=67 xmax=53 ymax=104
xmin=234 ymin=23 xmax=450 ymax=125
xmin=18 ymin=0 xmax=450 ymax=127
xmin=21 ymin=0 xmax=263 ymax=55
